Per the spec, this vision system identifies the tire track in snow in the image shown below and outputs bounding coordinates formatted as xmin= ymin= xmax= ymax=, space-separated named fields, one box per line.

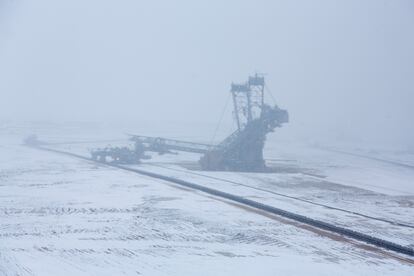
xmin=29 ymin=145 xmax=414 ymax=261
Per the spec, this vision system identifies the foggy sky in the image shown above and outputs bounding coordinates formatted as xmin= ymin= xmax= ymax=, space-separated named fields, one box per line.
xmin=1 ymin=0 xmax=413 ymax=147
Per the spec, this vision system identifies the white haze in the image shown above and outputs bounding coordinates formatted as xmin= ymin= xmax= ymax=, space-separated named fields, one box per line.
xmin=0 ymin=0 xmax=413 ymax=148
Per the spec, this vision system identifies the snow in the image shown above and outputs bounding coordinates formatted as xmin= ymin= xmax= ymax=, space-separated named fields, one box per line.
xmin=265 ymin=141 xmax=414 ymax=196
xmin=0 ymin=122 xmax=413 ymax=275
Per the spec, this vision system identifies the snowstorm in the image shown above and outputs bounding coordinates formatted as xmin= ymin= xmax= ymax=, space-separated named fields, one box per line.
xmin=1 ymin=0 xmax=413 ymax=275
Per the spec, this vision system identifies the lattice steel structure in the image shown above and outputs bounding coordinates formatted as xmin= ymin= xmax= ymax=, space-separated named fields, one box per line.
xmin=231 ymin=74 xmax=265 ymax=130
xmin=199 ymin=74 xmax=288 ymax=171
xmin=93 ymin=74 xmax=289 ymax=172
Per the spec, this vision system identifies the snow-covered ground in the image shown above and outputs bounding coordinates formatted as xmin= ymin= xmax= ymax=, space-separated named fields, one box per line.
xmin=1 ymin=121 xmax=413 ymax=275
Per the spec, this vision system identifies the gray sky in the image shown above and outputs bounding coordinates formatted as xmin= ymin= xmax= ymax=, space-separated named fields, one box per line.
xmin=1 ymin=0 xmax=413 ymax=147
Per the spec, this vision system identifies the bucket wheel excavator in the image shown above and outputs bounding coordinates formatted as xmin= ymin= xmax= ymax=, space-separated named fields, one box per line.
xmin=92 ymin=74 xmax=288 ymax=171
